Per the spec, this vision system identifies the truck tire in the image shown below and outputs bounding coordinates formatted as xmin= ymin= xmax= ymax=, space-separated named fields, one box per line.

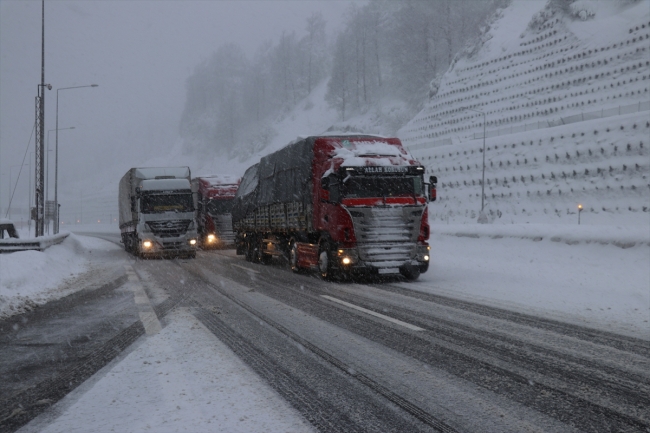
xmin=318 ymin=241 xmax=336 ymax=280
xmin=245 ymin=237 xmax=254 ymax=262
xmin=400 ymin=264 xmax=421 ymax=281
xmin=289 ymin=239 xmax=300 ymax=273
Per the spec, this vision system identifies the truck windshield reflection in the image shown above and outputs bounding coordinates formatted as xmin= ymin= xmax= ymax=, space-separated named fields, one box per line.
xmin=141 ymin=193 xmax=194 ymax=213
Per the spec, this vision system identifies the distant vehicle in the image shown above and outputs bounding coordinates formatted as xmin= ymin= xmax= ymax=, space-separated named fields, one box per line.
xmin=118 ymin=167 xmax=198 ymax=258
xmin=191 ymin=175 xmax=240 ymax=248
xmin=232 ymin=135 xmax=436 ymax=280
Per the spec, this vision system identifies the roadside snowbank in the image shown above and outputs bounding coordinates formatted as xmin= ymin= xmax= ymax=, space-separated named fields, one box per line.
xmin=430 ymin=223 xmax=650 ymax=248
xmin=21 ymin=308 xmax=315 ymax=433
xmin=0 ymin=234 xmax=121 ymax=319
xmin=411 ymin=229 xmax=650 ymax=339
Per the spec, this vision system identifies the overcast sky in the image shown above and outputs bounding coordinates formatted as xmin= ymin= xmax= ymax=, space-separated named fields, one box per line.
xmin=0 ymin=0 xmax=361 ymax=214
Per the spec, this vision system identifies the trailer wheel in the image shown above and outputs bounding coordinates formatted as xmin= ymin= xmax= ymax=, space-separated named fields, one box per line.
xmin=245 ymin=237 xmax=254 ymax=262
xmin=318 ymin=241 xmax=336 ymax=280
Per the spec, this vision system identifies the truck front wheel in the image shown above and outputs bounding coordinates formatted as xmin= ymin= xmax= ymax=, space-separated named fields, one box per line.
xmin=318 ymin=241 xmax=336 ymax=280
xmin=289 ymin=239 xmax=301 ymax=273
xmin=400 ymin=264 xmax=421 ymax=281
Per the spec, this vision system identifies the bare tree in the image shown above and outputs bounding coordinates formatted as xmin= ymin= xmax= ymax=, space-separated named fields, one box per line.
xmin=305 ymin=12 xmax=327 ymax=94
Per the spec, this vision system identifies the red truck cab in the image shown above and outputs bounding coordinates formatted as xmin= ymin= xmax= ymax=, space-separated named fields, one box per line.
xmin=192 ymin=175 xmax=240 ymax=248
xmin=232 ymin=135 xmax=436 ymax=280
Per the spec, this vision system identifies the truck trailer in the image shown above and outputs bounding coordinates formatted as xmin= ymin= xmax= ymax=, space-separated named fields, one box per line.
xmin=232 ymin=135 xmax=436 ymax=280
xmin=191 ymin=175 xmax=240 ymax=248
xmin=119 ymin=167 xmax=198 ymax=258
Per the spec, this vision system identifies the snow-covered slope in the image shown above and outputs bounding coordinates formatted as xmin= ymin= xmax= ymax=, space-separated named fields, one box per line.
xmin=398 ymin=0 xmax=650 ymax=225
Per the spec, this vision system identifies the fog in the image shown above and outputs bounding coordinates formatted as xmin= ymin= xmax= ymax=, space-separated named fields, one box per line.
xmin=0 ymin=0 xmax=359 ymax=219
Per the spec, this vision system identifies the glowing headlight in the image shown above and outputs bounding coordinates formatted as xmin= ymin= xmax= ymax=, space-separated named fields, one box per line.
xmin=143 ymin=241 xmax=152 ymax=249
xmin=342 ymin=257 xmax=352 ymax=265
xmin=207 ymin=234 xmax=216 ymax=243
xmin=423 ymin=255 xmax=430 ymax=261
xmin=189 ymin=239 xmax=197 ymax=245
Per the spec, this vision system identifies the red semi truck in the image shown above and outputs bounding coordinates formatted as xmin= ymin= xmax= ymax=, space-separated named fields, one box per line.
xmin=191 ymin=175 xmax=240 ymax=248
xmin=232 ymin=135 xmax=436 ymax=280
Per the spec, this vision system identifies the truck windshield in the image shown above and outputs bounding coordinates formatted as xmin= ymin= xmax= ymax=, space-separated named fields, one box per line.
xmin=141 ymin=193 xmax=193 ymax=214
xmin=206 ymin=198 xmax=235 ymax=215
xmin=342 ymin=176 xmax=423 ymax=198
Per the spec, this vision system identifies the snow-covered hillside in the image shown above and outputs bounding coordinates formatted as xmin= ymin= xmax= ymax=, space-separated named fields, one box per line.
xmin=398 ymin=0 xmax=650 ymax=225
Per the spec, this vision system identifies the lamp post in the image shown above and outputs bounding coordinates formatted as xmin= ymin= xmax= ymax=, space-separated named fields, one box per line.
xmin=467 ymin=108 xmax=488 ymax=224
xmin=46 ymin=127 xmax=73 ymax=233
xmin=35 ymin=83 xmax=52 ymax=236
xmin=46 ymin=127 xmax=74 ymax=203
xmin=55 ymin=84 xmax=98 ymax=233
xmin=578 ymin=204 xmax=583 ymax=225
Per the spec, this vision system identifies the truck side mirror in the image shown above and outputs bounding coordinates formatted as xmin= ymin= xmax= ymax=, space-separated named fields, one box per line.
xmin=130 ymin=196 xmax=137 ymax=212
xmin=428 ymin=176 xmax=437 ymax=202
xmin=321 ymin=177 xmax=330 ymax=190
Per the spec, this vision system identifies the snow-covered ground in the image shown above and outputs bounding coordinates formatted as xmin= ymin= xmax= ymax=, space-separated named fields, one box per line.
xmin=19 ymin=308 xmax=315 ymax=433
xmin=422 ymin=226 xmax=649 ymax=338
xmin=4 ymin=223 xmax=648 ymax=431
xmin=0 ymin=233 xmax=122 ymax=319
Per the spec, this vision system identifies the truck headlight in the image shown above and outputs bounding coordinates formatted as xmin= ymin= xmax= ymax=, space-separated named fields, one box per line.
xmin=337 ymin=249 xmax=358 ymax=265
xmin=417 ymin=244 xmax=430 ymax=261
xmin=143 ymin=240 xmax=153 ymax=249
xmin=207 ymin=234 xmax=216 ymax=243
xmin=189 ymin=239 xmax=197 ymax=245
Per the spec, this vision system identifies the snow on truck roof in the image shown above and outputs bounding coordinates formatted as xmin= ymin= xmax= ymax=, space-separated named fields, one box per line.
xmin=140 ymin=178 xmax=191 ymax=191
xmin=330 ymin=139 xmax=416 ymax=168
xmin=196 ymin=175 xmax=240 ymax=186
xmin=135 ymin=167 xmax=190 ymax=179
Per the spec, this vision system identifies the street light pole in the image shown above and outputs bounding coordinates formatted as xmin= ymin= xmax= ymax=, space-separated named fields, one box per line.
xmin=46 ymin=128 xmax=73 ymax=234
xmin=55 ymin=84 xmax=98 ymax=234
xmin=578 ymin=204 xmax=583 ymax=225
xmin=468 ymin=108 xmax=488 ymax=223
xmin=47 ymin=127 xmax=74 ymax=207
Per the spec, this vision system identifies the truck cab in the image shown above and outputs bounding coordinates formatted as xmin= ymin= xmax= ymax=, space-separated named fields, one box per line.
xmin=192 ymin=175 xmax=240 ymax=248
xmin=119 ymin=167 xmax=198 ymax=258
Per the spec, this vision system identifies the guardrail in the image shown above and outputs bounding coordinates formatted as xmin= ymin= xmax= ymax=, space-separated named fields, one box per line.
xmin=0 ymin=232 xmax=69 ymax=253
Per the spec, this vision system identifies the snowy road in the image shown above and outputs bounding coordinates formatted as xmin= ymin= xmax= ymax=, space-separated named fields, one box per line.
xmin=1 ymin=233 xmax=649 ymax=432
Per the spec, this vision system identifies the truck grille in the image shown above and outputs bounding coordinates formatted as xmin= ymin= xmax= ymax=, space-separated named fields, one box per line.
xmin=348 ymin=206 xmax=423 ymax=268
xmin=214 ymin=214 xmax=235 ymax=242
xmin=146 ymin=220 xmax=191 ymax=238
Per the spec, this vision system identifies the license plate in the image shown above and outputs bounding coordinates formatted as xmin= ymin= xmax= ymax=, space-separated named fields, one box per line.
xmin=378 ymin=268 xmax=398 ymax=274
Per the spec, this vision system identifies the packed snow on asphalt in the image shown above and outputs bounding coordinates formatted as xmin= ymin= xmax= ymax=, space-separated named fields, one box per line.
xmin=1 ymin=222 xmax=648 ymax=432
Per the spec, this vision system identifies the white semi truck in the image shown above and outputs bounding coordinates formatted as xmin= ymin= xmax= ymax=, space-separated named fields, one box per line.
xmin=118 ymin=167 xmax=198 ymax=258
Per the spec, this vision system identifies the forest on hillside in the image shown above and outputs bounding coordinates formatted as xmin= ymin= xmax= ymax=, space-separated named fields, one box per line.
xmin=179 ymin=0 xmax=504 ymax=156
